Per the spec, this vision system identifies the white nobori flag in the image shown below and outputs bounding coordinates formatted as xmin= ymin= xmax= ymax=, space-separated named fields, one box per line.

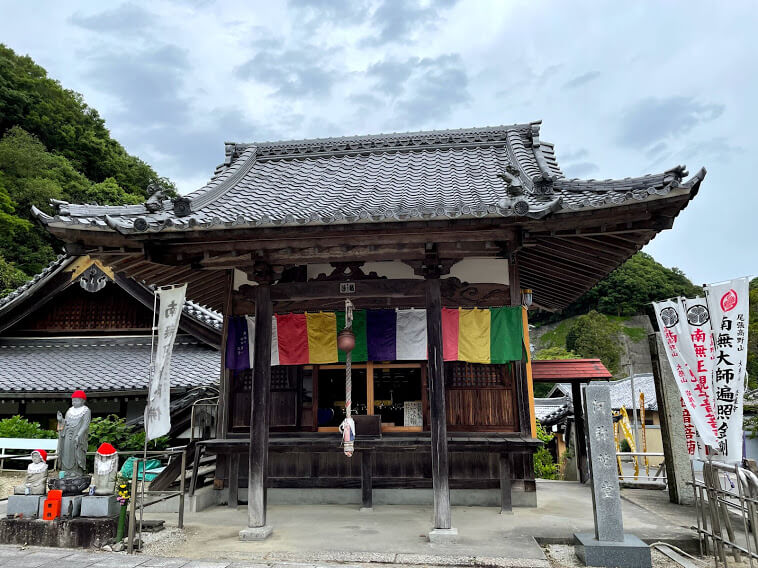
xmin=653 ymin=298 xmax=719 ymax=448
xmin=145 ymin=284 xmax=187 ymax=441
xmin=705 ymin=277 xmax=750 ymax=463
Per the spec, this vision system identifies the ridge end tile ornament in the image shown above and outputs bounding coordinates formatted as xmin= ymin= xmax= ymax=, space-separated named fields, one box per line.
xmin=573 ymin=384 xmax=651 ymax=568
xmin=49 ymin=390 xmax=92 ymax=496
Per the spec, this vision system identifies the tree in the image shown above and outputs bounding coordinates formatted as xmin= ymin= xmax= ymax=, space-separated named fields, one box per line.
xmin=534 ymin=346 xmax=581 ymax=360
xmin=532 ymin=252 xmax=702 ymax=325
xmin=565 ymin=311 xmax=623 ymax=374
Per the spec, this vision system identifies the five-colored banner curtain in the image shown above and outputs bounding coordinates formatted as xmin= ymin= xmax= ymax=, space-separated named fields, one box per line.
xmin=227 ymin=306 xmax=524 ymax=368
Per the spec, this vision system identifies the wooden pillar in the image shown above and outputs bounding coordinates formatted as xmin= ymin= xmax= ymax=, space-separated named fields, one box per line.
xmin=361 ymin=450 xmax=373 ymax=511
xmin=425 ymin=276 xmax=452 ymax=532
xmin=242 ymin=280 xmax=273 ymax=538
xmin=509 ymin=253 xmax=530 ymax=435
xmin=499 ymin=453 xmax=512 ymax=513
xmin=217 ymin=270 xmax=234 ymax=440
xmin=228 ymin=453 xmax=239 ymax=509
xmin=572 ymin=381 xmax=589 ymax=484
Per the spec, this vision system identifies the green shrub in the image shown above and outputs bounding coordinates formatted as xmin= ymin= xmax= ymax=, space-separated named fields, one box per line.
xmin=534 ymin=423 xmax=559 ymax=480
xmin=88 ymin=414 xmax=168 ymax=454
xmin=0 ymin=415 xmax=57 ymax=439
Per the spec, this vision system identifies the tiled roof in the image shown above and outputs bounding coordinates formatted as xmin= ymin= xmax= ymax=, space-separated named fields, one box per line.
xmin=0 ymin=335 xmax=219 ymax=393
xmin=550 ymin=374 xmax=658 ymax=411
xmin=532 ymin=359 xmax=613 ymax=381
xmin=534 ymin=395 xmax=573 ymax=425
xmin=608 ymin=374 xmax=658 ymax=411
xmin=0 ymin=256 xmax=222 ymax=332
xmin=31 ymin=122 xmax=706 ymax=234
xmin=0 ymin=255 xmax=72 ymax=311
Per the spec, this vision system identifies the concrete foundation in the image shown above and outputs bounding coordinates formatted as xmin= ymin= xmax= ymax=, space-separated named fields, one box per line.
xmin=6 ymin=495 xmax=43 ymax=518
xmin=179 ymin=486 xmax=535 ymax=513
xmin=0 ymin=517 xmax=116 ymax=548
xmin=574 ymin=533 xmax=652 ymax=568
xmin=428 ymin=527 xmax=458 ymax=544
xmin=81 ymin=495 xmax=119 ymax=518
xmin=239 ymin=525 xmax=273 ymax=541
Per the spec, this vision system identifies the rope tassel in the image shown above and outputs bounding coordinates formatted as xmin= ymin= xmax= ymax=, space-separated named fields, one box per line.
xmin=339 ymin=299 xmax=355 ymax=457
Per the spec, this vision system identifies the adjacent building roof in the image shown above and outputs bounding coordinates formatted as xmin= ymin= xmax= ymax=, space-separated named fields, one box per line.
xmin=0 ymin=335 xmax=219 ymax=394
xmin=531 ymin=359 xmax=613 ymax=382
xmin=0 ymin=255 xmax=222 ymax=340
xmin=548 ymin=374 xmax=658 ymax=411
xmin=534 ymin=395 xmax=573 ymax=426
xmin=32 ymin=122 xmax=705 ymax=235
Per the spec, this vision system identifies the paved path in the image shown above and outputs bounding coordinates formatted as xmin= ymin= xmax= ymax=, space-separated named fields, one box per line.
xmin=0 ymin=545 xmax=551 ymax=568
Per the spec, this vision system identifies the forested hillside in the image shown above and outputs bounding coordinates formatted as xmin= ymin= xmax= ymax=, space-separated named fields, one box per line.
xmin=0 ymin=44 xmax=174 ymax=292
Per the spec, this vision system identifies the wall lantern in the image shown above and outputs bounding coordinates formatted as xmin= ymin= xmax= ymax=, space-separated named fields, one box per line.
xmin=520 ymin=288 xmax=533 ymax=308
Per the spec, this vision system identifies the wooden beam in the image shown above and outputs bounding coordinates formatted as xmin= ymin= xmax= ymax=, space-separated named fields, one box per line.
xmin=425 ymin=277 xmax=451 ymax=530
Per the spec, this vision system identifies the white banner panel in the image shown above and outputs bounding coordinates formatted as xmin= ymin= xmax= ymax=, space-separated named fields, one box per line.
xmin=705 ymin=277 xmax=750 ymax=463
xmin=145 ymin=284 xmax=187 ymax=441
xmin=653 ymin=299 xmax=718 ymax=448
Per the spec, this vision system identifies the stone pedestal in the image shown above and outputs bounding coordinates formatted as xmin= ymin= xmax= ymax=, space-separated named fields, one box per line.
xmin=81 ymin=495 xmax=119 ymax=517
xmin=40 ymin=495 xmax=82 ymax=517
xmin=239 ymin=525 xmax=273 ymax=541
xmin=428 ymin=527 xmax=458 ymax=544
xmin=6 ymin=495 xmax=43 ymax=518
xmin=574 ymin=533 xmax=651 ymax=568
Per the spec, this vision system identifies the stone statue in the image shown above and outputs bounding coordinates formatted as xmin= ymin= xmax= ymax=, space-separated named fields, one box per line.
xmin=57 ymin=390 xmax=91 ymax=478
xmin=91 ymin=443 xmax=119 ymax=495
xmin=13 ymin=449 xmax=48 ymax=495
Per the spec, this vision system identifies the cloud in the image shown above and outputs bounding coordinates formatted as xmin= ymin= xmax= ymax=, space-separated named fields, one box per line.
xmin=360 ymin=54 xmax=470 ymax=125
xmin=235 ymin=46 xmax=341 ymax=98
xmin=617 ymin=96 xmax=725 ymax=148
xmin=288 ymin=0 xmax=371 ymax=26
xmin=82 ymin=44 xmax=191 ymax=126
xmin=69 ymin=3 xmax=154 ymax=36
xmin=562 ymin=162 xmax=599 ymax=178
xmin=557 ymin=148 xmax=589 ymax=162
xmin=362 ymin=0 xmax=458 ymax=45
xmin=563 ymin=71 xmax=601 ymax=89
xmin=367 ymin=59 xmax=417 ymax=94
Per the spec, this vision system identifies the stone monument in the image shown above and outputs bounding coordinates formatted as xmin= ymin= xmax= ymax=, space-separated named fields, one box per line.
xmin=6 ymin=450 xmax=49 ymax=518
xmin=81 ymin=443 xmax=120 ymax=517
xmin=573 ymin=384 xmax=651 ymax=568
xmin=49 ymin=390 xmax=92 ymax=499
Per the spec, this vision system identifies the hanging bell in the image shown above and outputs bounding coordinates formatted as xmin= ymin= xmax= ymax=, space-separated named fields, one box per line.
xmin=337 ymin=328 xmax=356 ymax=353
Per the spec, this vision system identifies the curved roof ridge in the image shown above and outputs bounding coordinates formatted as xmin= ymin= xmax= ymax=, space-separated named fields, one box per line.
xmin=0 ymin=254 xmax=73 ymax=312
xmin=229 ymin=120 xmax=541 ymax=152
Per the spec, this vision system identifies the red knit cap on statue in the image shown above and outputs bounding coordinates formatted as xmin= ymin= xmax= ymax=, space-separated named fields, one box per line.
xmin=71 ymin=390 xmax=86 ymax=400
xmin=96 ymin=443 xmax=117 ymax=456
xmin=32 ymin=449 xmax=47 ymax=461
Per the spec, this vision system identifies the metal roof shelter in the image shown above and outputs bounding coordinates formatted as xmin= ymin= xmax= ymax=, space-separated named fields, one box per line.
xmin=32 ymin=121 xmax=705 ymax=539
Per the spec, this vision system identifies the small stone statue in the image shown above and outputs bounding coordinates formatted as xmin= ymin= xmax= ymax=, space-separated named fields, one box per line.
xmin=13 ymin=449 xmax=49 ymax=495
xmin=91 ymin=443 xmax=119 ymax=495
xmin=57 ymin=390 xmax=91 ymax=479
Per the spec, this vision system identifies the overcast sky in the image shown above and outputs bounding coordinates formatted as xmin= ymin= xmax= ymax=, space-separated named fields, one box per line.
xmin=1 ymin=0 xmax=755 ymax=284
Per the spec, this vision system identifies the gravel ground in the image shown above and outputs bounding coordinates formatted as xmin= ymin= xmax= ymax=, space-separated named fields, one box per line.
xmin=544 ymin=544 xmax=712 ymax=568
xmin=0 ymin=471 xmax=26 ymax=499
